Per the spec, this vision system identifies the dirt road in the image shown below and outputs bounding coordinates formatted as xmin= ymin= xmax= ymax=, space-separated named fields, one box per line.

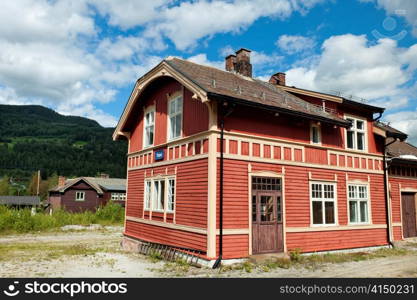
xmin=1 ymin=228 xmax=416 ymax=278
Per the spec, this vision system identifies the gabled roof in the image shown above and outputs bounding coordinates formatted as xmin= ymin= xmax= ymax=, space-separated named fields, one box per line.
xmin=166 ymin=58 xmax=350 ymax=126
xmin=114 ymin=57 xmax=351 ymax=139
xmin=49 ymin=177 xmax=126 ymax=194
xmin=0 ymin=196 xmax=40 ymax=206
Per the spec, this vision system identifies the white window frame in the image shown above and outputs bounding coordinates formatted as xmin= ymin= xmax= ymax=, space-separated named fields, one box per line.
xmin=347 ymin=183 xmax=371 ymax=225
xmin=111 ymin=193 xmax=126 ymax=201
xmin=143 ymin=106 xmax=155 ymax=148
xmin=75 ymin=191 xmax=85 ymax=202
xmin=310 ymin=123 xmax=322 ymax=145
xmin=144 ymin=176 xmax=176 ymax=213
xmin=310 ymin=181 xmax=338 ymax=226
xmin=167 ymin=178 xmax=176 ymax=213
xmin=345 ymin=114 xmax=367 ymax=152
xmin=167 ymin=93 xmax=183 ymax=141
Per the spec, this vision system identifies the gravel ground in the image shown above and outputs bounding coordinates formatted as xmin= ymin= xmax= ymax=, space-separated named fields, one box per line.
xmin=1 ymin=228 xmax=416 ymax=278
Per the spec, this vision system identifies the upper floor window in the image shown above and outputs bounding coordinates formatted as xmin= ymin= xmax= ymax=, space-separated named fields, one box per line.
xmin=168 ymin=94 xmax=183 ymax=140
xmin=143 ymin=107 xmax=155 ymax=148
xmin=346 ymin=116 xmax=366 ymax=151
xmin=310 ymin=123 xmax=321 ymax=145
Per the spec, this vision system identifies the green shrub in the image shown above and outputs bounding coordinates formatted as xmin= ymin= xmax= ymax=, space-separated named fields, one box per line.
xmin=289 ymin=248 xmax=302 ymax=262
xmin=0 ymin=203 xmax=125 ymax=234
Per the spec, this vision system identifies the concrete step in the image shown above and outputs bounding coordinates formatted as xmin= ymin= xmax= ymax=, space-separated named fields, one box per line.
xmin=249 ymin=252 xmax=290 ymax=264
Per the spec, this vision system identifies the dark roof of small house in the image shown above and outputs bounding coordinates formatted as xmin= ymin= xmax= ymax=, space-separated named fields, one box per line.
xmin=49 ymin=177 xmax=126 ymax=194
xmin=165 ymin=57 xmax=351 ymax=127
xmin=387 ymin=140 xmax=417 ymax=159
xmin=0 ymin=196 xmax=40 ymax=206
xmin=375 ymin=121 xmax=408 ymax=141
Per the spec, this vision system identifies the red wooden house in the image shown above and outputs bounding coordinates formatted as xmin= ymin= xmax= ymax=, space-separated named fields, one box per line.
xmin=48 ymin=175 xmax=126 ymax=212
xmin=113 ymin=48 xmax=415 ymax=265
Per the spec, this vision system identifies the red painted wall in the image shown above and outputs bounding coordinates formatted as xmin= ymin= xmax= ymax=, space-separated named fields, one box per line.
xmin=128 ymin=79 xmax=209 ymax=153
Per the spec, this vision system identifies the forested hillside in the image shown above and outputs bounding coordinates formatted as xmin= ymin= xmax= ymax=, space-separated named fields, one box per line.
xmin=0 ymin=104 xmax=127 ymax=181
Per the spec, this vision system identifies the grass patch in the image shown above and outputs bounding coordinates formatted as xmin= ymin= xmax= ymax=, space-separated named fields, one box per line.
xmin=0 ymin=203 xmax=124 ymax=235
xmin=0 ymin=242 xmax=105 ymax=262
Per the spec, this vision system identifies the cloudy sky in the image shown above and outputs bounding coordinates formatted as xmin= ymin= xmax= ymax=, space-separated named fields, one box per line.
xmin=0 ymin=0 xmax=417 ymax=143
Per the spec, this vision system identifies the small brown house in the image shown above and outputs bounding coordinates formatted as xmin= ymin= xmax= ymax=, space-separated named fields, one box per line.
xmin=48 ymin=175 xmax=126 ymax=212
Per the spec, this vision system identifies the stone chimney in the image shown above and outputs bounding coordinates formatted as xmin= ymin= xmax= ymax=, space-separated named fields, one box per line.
xmin=225 ymin=48 xmax=252 ymax=77
xmin=225 ymin=54 xmax=236 ymax=72
xmin=269 ymin=72 xmax=286 ymax=86
xmin=58 ymin=176 xmax=66 ymax=187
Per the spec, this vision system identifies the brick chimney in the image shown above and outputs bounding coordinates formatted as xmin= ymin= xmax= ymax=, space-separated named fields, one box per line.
xmin=269 ymin=72 xmax=286 ymax=86
xmin=58 ymin=176 xmax=66 ymax=187
xmin=225 ymin=48 xmax=252 ymax=77
xmin=235 ymin=48 xmax=252 ymax=77
xmin=225 ymin=54 xmax=236 ymax=72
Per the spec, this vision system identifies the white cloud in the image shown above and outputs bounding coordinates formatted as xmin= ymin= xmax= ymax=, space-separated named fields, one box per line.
xmin=143 ymin=0 xmax=325 ymax=50
xmin=276 ymin=34 xmax=316 ymax=54
xmin=384 ymin=110 xmax=417 ymax=145
xmin=284 ymin=33 xmax=417 ymax=144
xmin=0 ymin=0 xmax=325 ymax=126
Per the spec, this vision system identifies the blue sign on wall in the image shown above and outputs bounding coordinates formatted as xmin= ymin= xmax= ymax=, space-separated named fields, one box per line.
xmin=155 ymin=149 xmax=164 ymax=161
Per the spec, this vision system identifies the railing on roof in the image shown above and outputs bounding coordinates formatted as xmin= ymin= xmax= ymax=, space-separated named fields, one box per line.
xmin=309 ymin=103 xmax=338 ymax=115
xmin=328 ymin=90 xmax=368 ymax=104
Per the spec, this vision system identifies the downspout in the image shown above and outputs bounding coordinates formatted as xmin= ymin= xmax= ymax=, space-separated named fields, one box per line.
xmin=383 ymin=137 xmax=397 ymax=247
xmin=213 ymin=101 xmax=234 ymax=269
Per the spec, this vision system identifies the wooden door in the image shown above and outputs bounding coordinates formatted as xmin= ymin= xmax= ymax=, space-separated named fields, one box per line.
xmin=401 ymin=193 xmax=417 ymax=238
xmin=252 ymin=190 xmax=283 ymax=254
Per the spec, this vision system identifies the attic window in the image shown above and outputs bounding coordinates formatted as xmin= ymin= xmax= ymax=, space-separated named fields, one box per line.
xmin=143 ymin=107 xmax=155 ymax=148
xmin=310 ymin=123 xmax=321 ymax=145
xmin=75 ymin=191 xmax=85 ymax=202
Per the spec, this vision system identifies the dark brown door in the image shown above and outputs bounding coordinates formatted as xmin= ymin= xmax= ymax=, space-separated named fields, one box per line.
xmin=252 ymin=190 xmax=283 ymax=254
xmin=402 ymin=193 xmax=417 ymax=238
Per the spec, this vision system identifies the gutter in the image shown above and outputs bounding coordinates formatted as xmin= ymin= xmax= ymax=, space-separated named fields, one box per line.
xmin=212 ymin=100 xmax=235 ymax=269
xmin=383 ymin=138 xmax=398 ymax=247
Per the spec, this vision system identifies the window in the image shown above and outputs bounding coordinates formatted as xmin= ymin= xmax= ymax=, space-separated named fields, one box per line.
xmin=348 ymin=184 xmax=369 ymax=224
xmin=310 ymin=123 xmax=321 ymax=144
xmin=168 ymin=95 xmax=183 ymax=140
xmin=144 ymin=177 xmax=175 ymax=213
xmin=75 ymin=191 xmax=85 ymax=201
xmin=346 ymin=116 xmax=366 ymax=151
xmin=311 ymin=182 xmax=336 ymax=225
xmin=167 ymin=179 xmax=175 ymax=212
xmin=143 ymin=108 xmax=155 ymax=147
xmin=144 ymin=181 xmax=151 ymax=210
xmin=153 ymin=180 xmax=165 ymax=211
xmin=111 ymin=193 xmax=126 ymax=201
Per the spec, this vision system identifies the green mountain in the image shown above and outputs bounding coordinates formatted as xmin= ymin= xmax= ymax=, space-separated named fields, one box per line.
xmin=0 ymin=104 xmax=127 ymax=179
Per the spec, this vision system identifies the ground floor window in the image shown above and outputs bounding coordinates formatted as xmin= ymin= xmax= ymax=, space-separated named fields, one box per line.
xmin=111 ymin=193 xmax=126 ymax=201
xmin=348 ymin=184 xmax=369 ymax=224
xmin=310 ymin=182 xmax=336 ymax=225
xmin=75 ymin=191 xmax=85 ymax=201
xmin=144 ymin=176 xmax=176 ymax=213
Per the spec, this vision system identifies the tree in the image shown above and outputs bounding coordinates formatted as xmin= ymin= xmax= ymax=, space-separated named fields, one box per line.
xmin=0 ymin=176 xmax=10 ymax=195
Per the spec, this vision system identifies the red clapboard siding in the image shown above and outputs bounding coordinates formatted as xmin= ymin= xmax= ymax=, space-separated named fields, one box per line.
xmin=393 ymin=226 xmax=402 ymax=241
xmin=287 ymin=228 xmax=388 ymax=252
xmin=216 ymin=234 xmax=249 ymax=259
xmin=183 ymin=88 xmax=209 ymax=136
xmin=125 ymin=220 xmax=206 ymax=252
xmin=389 ymin=176 xmax=417 ymax=225
xmin=126 ymin=158 xmax=208 ymax=228
xmin=305 ymin=147 xmax=327 ymax=165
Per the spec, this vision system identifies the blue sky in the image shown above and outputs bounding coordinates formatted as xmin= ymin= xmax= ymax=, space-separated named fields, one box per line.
xmin=0 ymin=0 xmax=416 ymax=143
